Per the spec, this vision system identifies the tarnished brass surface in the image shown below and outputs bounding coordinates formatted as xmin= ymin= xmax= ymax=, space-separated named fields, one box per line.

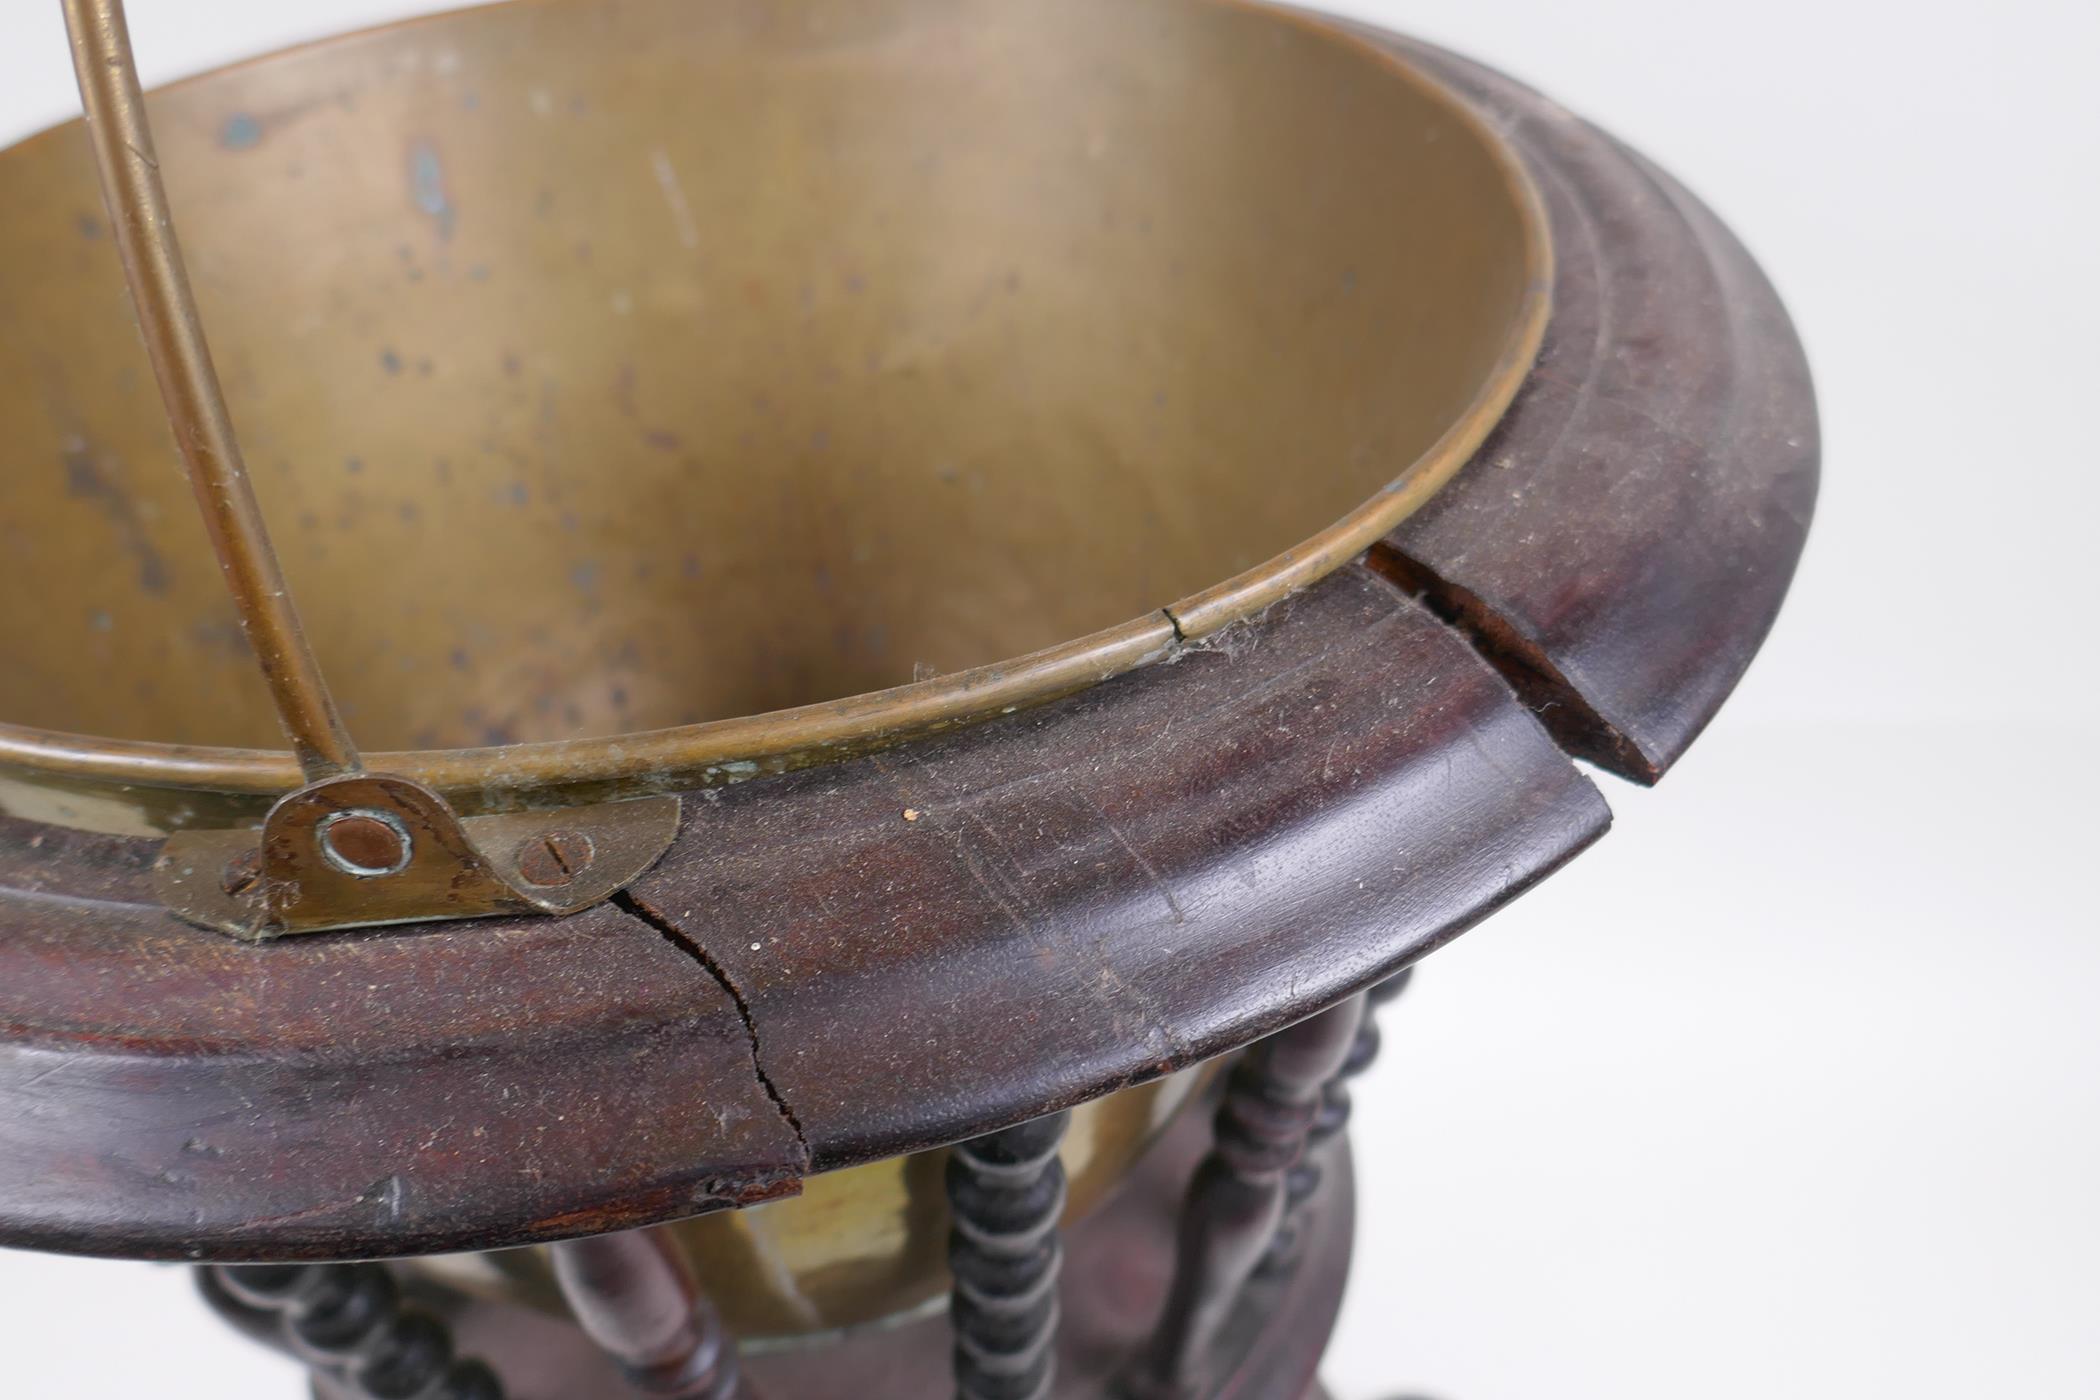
xmin=0 ymin=0 xmax=1549 ymax=834
xmin=416 ymin=1065 xmax=1209 ymax=1341
xmin=155 ymin=774 xmax=681 ymax=937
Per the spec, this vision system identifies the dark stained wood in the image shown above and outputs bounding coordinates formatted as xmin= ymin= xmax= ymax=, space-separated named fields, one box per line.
xmin=0 ymin=825 xmax=805 ymax=1260
xmin=403 ymin=1097 xmax=1356 ymax=1400
xmin=549 ymin=1226 xmax=745 ymax=1398
xmin=204 ymin=1261 xmax=503 ymax=1399
xmin=1124 ymin=999 xmax=1366 ymax=1400
xmin=949 ymin=1111 xmax=1072 ymax=1400
xmin=0 ymin=557 xmax=1601 ymax=1262
xmin=1267 ymin=967 xmax=1410 ymax=1274
xmin=1365 ymin=34 xmax=1820 ymax=784
xmin=196 ymin=1265 xmax=306 ymax=1357
xmin=627 ymin=565 xmax=1608 ymax=1181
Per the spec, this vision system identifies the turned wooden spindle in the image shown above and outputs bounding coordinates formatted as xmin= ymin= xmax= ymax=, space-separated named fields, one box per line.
xmin=1266 ymin=966 xmax=1416 ymax=1272
xmin=1124 ymin=996 xmax=1367 ymax=1400
xmin=549 ymin=1225 xmax=746 ymax=1399
xmin=947 ymin=1111 xmax=1072 ymax=1400
xmin=205 ymin=1262 xmax=503 ymax=1400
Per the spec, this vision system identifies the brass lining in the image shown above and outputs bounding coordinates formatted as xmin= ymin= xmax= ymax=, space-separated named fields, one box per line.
xmin=0 ymin=0 xmax=1551 ymax=834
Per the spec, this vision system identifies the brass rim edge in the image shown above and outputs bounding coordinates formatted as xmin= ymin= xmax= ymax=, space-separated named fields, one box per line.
xmin=0 ymin=0 xmax=1552 ymax=832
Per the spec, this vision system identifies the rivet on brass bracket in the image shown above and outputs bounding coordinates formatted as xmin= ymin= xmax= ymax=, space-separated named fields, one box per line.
xmin=153 ymin=776 xmax=680 ymax=940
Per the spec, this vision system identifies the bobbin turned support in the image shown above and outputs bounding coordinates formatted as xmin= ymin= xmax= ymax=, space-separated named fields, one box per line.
xmin=1124 ymin=996 xmax=1368 ymax=1400
xmin=199 ymin=1262 xmax=503 ymax=1400
xmin=948 ymin=1111 xmax=1073 ymax=1400
xmin=1267 ymin=968 xmax=1414 ymax=1274
xmin=549 ymin=1226 xmax=749 ymax=1400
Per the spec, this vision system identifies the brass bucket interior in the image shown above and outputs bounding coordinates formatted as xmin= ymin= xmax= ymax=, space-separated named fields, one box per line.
xmin=0 ymin=0 xmax=1544 ymax=831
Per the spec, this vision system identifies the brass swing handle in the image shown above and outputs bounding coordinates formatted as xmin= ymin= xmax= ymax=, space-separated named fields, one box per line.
xmin=62 ymin=0 xmax=360 ymax=783
xmin=60 ymin=0 xmax=679 ymax=938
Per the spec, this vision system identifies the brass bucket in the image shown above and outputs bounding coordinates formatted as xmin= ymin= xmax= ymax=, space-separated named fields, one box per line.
xmin=0 ymin=0 xmax=1547 ymax=1342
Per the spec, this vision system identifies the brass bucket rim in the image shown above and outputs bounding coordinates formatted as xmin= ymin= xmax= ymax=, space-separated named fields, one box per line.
xmin=0 ymin=0 xmax=1551 ymax=825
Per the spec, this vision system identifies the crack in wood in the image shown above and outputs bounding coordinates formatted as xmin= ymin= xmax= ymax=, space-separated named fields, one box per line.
xmin=612 ymin=891 xmax=809 ymax=1156
xmin=1365 ymin=542 xmax=1654 ymax=782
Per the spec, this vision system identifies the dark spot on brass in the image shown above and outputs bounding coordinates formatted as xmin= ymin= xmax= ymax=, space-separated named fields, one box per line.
xmin=518 ymin=830 xmax=595 ymax=887
xmin=409 ymin=142 xmax=455 ymax=238
xmin=5 ymin=0 xmax=1552 ymax=813
xmin=220 ymin=847 xmax=263 ymax=896
xmin=218 ymin=113 xmax=262 ymax=151
xmin=60 ymin=438 xmax=171 ymax=595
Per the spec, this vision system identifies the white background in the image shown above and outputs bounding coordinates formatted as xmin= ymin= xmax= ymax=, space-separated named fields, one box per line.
xmin=1 ymin=1 xmax=2095 ymax=1396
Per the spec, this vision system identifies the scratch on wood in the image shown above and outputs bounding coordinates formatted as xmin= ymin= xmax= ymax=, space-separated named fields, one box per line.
xmin=1076 ymin=787 xmax=1185 ymax=924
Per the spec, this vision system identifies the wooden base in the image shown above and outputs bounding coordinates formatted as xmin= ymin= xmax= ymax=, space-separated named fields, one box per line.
xmin=319 ymin=1110 xmax=1354 ymax=1400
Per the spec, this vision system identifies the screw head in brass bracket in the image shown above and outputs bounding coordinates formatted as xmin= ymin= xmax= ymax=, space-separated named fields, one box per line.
xmin=152 ymin=774 xmax=680 ymax=940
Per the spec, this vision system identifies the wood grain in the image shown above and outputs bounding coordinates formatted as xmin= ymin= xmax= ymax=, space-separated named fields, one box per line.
xmin=0 ymin=826 xmax=804 ymax=1259
xmin=549 ymin=1226 xmax=745 ymax=1398
xmin=626 ymin=565 xmax=1607 ymax=1178
xmin=1124 ymin=999 xmax=1366 ymax=1400
xmin=1367 ymin=34 xmax=1820 ymax=783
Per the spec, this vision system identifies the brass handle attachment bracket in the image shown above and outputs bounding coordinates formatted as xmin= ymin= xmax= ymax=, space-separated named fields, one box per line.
xmin=154 ymin=779 xmax=680 ymax=940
